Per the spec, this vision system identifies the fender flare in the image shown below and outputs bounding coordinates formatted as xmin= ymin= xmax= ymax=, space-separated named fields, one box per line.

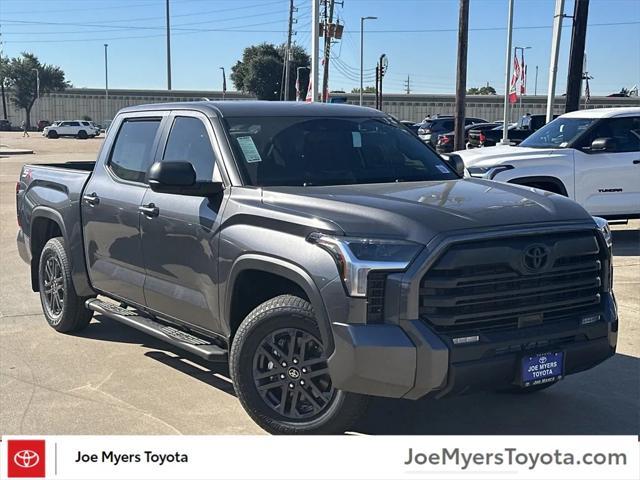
xmin=29 ymin=207 xmax=68 ymax=291
xmin=507 ymin=175 xmax=568 ymax=197
xmin=224 ymin=254 xmax=334 ymax=354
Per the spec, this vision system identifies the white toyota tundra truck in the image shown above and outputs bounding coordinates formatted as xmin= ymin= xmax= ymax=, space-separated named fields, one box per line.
xmin=454 ymin=107 xmax=640 ymax=220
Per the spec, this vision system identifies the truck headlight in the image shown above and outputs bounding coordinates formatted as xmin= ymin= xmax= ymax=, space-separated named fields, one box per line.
xmin=466 ymin=164 xmax=513 ymax=179
xmin=593 ymin=216 xmax=612 ymax=249
xmin=308 ymin=233 xmax=423 ymax=297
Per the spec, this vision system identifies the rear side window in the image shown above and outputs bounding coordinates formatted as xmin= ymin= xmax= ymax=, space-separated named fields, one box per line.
xmin=69 ymin=121 xmax=80 ymax=127
xmin=163 ymin=116 xmax=217 ymax=181
xmin=109 ymin=119 xmax=161 ymax=183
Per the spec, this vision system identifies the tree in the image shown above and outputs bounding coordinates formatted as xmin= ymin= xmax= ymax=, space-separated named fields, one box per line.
xmin=467 ymin=85 xmax=497 ymax=95
xmin=351 ymin=86 xmax=376 ymax=93
xmin=5 ymin=52 xmax=69 ymax=128
xmin=231 ymin=43 xmax=310 ymax=100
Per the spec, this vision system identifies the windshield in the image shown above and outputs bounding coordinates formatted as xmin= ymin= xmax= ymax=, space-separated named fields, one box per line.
xmin=519 ymin=117 xmax=597 ymax=148
xmin=225 ymin=116 xmax=458 ymax=187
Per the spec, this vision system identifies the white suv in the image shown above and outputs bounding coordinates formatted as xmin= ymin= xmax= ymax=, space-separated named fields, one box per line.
xmin=43 ymin=120 xmax=97 ymax=139
xmin=454 ymin=107 xmax=640 ymax=219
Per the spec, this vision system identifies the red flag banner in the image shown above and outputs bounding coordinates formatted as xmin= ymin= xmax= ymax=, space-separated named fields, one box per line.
xmin=520 ymin=52 xmax=527 ymax=95
xmin=509 ymin=54 xmax=520 ymax=104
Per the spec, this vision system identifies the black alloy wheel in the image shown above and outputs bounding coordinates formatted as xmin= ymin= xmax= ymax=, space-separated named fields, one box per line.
xmin=252 ymin=327 xmax=335 ymax=420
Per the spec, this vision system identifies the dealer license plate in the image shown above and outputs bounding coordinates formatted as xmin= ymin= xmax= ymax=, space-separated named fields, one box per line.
xmin=521 ymin=352 xmax=564 ymax=387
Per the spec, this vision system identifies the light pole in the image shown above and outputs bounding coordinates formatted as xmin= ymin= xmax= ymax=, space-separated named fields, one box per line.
xmin=104 ymin=44 xmax=109 ymax=121
xmin=501 ymin=0 xmax=514 ymax=144
xmin=220 ymin=67 xmax=226 ymax=100
xmin=360 ymin=16 xmax=377 ymax=106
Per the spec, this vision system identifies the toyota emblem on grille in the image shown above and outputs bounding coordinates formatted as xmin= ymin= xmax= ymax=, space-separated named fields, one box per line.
xmin=522 ymin=244 xmax=550 ymax=272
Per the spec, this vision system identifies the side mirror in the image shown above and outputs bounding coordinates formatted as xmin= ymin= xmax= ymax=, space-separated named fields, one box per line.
xmin=443 ymin=153 xmax=466 ymax=177
xmin=590 ymin=137 xmax=615 ymax=152
xmin=147 ymin=161 xmax=224 ymax=196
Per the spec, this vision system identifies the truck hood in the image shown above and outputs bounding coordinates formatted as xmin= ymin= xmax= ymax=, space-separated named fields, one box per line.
xmin=454 ymin=145 xmax=563 ymax=167
xmin=261 ymin=179 xmax=591 ymax=244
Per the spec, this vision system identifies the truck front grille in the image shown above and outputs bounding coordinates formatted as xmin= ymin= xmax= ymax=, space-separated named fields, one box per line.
xmin=419 ymin=231 xmax=603 ymax=334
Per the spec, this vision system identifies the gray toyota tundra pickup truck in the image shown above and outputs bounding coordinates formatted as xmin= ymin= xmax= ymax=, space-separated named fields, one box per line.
xmin=16 ymin=101 xmax=617 ymax=434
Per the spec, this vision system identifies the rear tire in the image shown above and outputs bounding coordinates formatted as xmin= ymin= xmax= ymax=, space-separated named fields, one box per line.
xmin=230 ymin=294 xmax=369 ymax=434
xmin=38 ymin=237 xmax=94 ymax=333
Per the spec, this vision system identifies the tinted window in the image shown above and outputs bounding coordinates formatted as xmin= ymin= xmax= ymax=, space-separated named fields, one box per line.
xmin=438 ymin=120 xmax=454 ymax=131
xmin=163 ymin=116 xmax=217 ymax=181
xmin=69 ymin=122 xmax=80 ymax=127
xmin=109 ymin=119 xmax=161 ymax=183
xmin=581 ymin=117 xmax=640 ymax=153
xmin=226 ymin=116 xmax=458 ymax=187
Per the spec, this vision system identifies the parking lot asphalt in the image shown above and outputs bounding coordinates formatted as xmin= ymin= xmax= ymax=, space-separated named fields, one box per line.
xmin=1 ymin=132 xmax=638 ymax=435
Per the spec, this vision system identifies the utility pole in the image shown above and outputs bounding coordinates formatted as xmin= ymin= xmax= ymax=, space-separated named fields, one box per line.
xmin=534 ymin=65 xmax=539 ymax=95
xmin=284 ymin=0 xmax=296 ymax=101
xmin=166 ymin=0 xmax=172 ymax=90
xmin=565 ymin=0 xmax=590 ymax=113
xmin=310 ymin=0 xmax=320 ymax=102
xmin=501 ymin=0 xmax=514 ymax=144
xmin=454 ymin=0 xmax=469 ymax=152
xmin=321 ymin=0 xmax=336 ymax=102
xmin=546 ymin=0 xmax=565 ymax=122
xmin=0 ymin=29 xmax=7 ymax=120
xmin=404 ymin=75 xmax=411 ymax=94
xmin=104 ymin=44 xmax=109 ymax=121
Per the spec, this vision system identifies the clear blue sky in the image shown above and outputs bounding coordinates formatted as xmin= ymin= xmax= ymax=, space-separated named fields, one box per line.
xmin=1 ymin=0 xmax=638 ymax=95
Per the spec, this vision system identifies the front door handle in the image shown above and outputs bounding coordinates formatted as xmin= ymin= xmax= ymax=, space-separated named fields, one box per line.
xmin=83 ymin=193 xmax=100 ymax=206
xmin=138 ymin=203 xmax=159 ymax=217
xmin=633 ymin=159 xmax=640 ymax=165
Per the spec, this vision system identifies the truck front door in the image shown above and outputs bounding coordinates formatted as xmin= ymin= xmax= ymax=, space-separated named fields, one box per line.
xmin=82 ymin=113 xmax=164 ymax=306
xmin=574 ymin=116 xmax=640 ymax=216
xmin=140 ymin=112 xmax=227 ymax=334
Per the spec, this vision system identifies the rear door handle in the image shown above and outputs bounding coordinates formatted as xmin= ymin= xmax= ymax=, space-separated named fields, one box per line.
xmin=138 ymin=203 xmax=159 ymax=217
xmin=83 ymin=193 xmax=100 ymax=206
xmin=633 ymin=159 xmax=640 ymax=165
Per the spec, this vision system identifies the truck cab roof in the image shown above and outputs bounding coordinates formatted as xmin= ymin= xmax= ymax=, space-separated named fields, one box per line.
xmin=119 ymin=100 xmax=386 ymax=118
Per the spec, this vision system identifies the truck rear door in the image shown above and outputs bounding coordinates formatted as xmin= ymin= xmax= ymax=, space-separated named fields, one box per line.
xmin=574 ymin=115 xmax=640 ymax=216
xmin=139 ymin=112 xmax=227 ymax=334
xmin=82 ymin=112 xmax=166 ymax=306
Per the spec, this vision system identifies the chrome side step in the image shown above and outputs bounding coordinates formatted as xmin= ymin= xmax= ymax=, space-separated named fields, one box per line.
xmin=86 ymin=299 xmax=228 ymax=362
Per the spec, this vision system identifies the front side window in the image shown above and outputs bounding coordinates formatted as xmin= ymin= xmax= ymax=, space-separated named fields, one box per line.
xmin=109 ymin=118 xmax=161 ymax=183
xmin=579 ymin=117 xmax=640 ymax=153
xmin=69 ymin=122 xmax=80 ymax=127
xmin=225 ymin=116 xmax=458 ymax=187
xmin=519 ymin=117 xmax=597 ymax=149
xmin=163 ymin=116 xmax=217 ymax=181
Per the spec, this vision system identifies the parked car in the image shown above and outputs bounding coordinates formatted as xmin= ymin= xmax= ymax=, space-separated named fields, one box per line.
xmin=0 ymin=119 xmax=12 ymax=131
xmin=88 ymin=121 xmax=101 ymax=136
xmin=436 ymin=122 xmax=501 ymax=154
xmin=37 ymin=120 xmax=51 ymax=131
xmin=468 ymin=114 xmax=555 ymax=147
xmin=418 ymin=117 xmax=487 ymax=146
xmin=456 ymin=107 xmax=640 ymax=219
xmin=42 ymin=120 xmax=96 ymax=139
xmin=17 ymin=101 xmax=617 ymax=434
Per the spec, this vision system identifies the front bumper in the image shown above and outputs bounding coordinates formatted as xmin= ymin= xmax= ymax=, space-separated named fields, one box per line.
xmin=327 ymin=294 xmax=617 ymax=399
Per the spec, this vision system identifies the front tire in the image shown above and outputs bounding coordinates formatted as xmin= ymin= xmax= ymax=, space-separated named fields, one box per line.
xmin=47 ymin=130 xmax=58 ymax=139
xmin=38 ymin=237 xmax=94 ymax=332
xmin=230 ymin=295 xmax=368 ymax=434
xmin=77 ymin=130 xmax=88 ymax=139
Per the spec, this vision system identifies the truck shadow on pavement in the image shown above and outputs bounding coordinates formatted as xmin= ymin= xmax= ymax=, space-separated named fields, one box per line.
xmin=86 ymin=315 xmax=638 ymax=435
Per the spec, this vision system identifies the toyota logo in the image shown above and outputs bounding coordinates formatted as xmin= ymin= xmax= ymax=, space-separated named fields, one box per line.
xmin=14 ymin=450 xmax=40 ymax=468
xmin=539 ymin=356 xmax=548 ymax=364
xmin=522 ymin=244 xmax=550 ymax=272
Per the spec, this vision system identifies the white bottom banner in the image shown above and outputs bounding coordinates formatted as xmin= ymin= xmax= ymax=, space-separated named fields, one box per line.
xmin=1 ymin=435 xmax=638 ymax=480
